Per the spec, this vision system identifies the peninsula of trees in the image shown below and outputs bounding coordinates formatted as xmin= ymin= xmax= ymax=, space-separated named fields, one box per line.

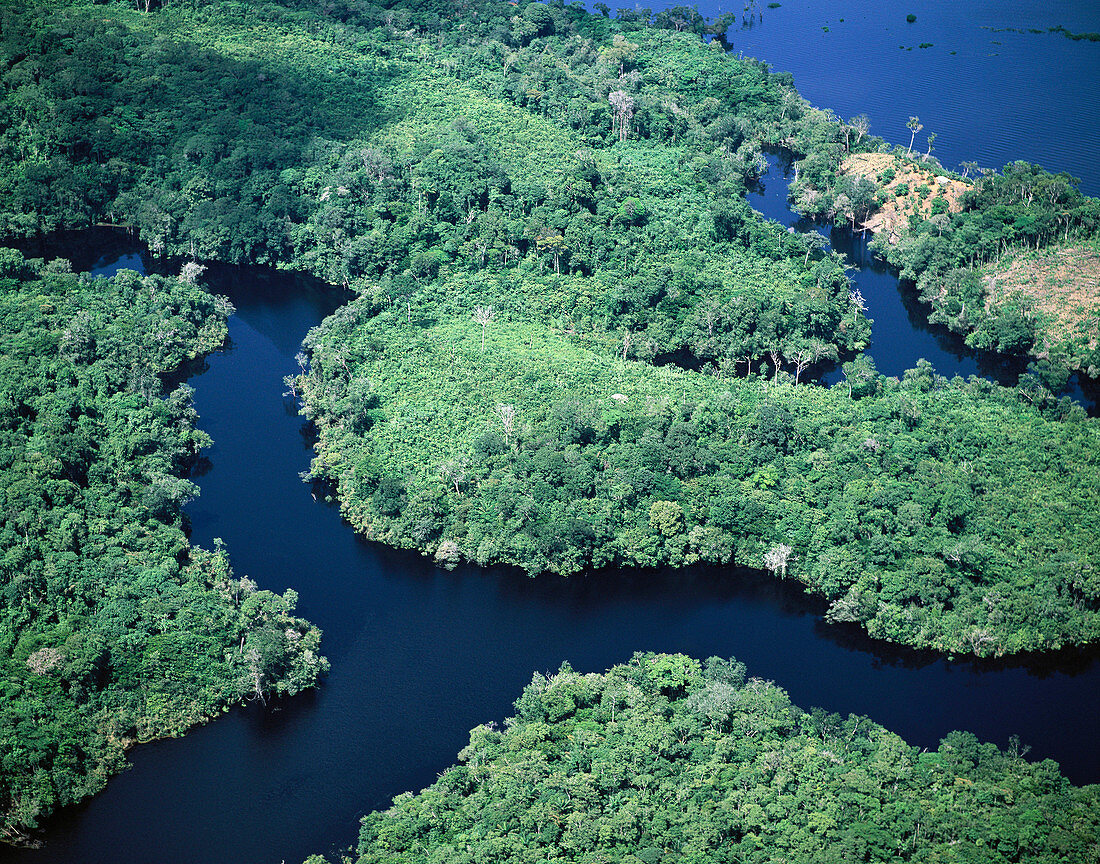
xmin=261 ymin=0 xmax=1095 ymax=657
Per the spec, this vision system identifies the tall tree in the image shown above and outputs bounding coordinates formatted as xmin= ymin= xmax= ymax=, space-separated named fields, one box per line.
xmin=906 ymin=115 xmax=923 ymax=156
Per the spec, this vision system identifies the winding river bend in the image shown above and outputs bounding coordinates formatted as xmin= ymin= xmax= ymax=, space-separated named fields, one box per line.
xmin=7 ymin=3 xmax=1100 ymax=862
xmin=10 ymin=213 xmax=1100 ymax=864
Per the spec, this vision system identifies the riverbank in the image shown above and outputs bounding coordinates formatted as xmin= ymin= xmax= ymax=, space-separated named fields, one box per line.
xmin=0 ymin=256 xmax=328 ymax=845
xmin=347 ymin=653 xmax=1100 ymax=864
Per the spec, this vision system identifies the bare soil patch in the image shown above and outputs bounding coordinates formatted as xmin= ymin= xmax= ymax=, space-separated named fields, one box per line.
xmin=840 ymin=152 xmax=970 ymax=240
xmin=983 ymin=244 xmax=1100 ymax=359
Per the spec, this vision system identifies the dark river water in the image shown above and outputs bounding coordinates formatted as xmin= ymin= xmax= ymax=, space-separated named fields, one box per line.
xmin=6 ymin=4 xmax=1100 ymax=863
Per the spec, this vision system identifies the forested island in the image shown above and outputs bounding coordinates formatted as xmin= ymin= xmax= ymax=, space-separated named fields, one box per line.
xmin=2 ymin=0 xmax=1100 ymax=852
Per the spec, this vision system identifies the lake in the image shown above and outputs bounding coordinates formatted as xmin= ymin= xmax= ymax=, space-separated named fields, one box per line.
xmin=5 ymin=3 xmax=1100 ymax=862
xmin=715 ymin=0 xmax=1100 ymax=197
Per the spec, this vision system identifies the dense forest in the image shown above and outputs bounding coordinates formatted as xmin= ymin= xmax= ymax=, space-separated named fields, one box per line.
xmin=3 ymin=0 xmax=1100 ymax=850
xmin=331 ymin=653 xmax=1100 ymax=864
xmin=0 ymin=0 xmax=1096 ymax=665
xmin=0 ymin=0 xmax=873 ymax=370
xmin=0 ymin=253 xmax=327 ymax=842
xmin=6 ymin=0 xmax=1082 ymax=658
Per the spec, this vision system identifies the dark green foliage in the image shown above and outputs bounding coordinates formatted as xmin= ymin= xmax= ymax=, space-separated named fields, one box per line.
xmin=0 ymin=0 xmax=378 ymax=259
xmin=0 ymin=258 xmax=328 ymax=842
xmin=345 ymin=653 xmax=1100 ymax=864
xmin=1050 ymin=25 xmax=1100 ymax=43
xmin=3 ymin=0 xmax=1100 ymax=852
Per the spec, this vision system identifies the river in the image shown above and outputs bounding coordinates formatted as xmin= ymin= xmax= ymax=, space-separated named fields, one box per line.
xmin=6 ymin=3 xmax=1100 ymax=863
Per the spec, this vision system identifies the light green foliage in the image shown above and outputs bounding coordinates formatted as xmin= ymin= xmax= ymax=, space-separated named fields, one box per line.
xmin=0 ymin=258 xmax=328 ymax=842
xmin=351 ymin=653 xmax=1100 ymax=864
xmin=0 ymin=0 xmax=871 ymax=372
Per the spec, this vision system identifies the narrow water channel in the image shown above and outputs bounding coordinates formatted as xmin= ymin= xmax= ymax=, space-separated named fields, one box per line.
xmin=746 ymin=152 xmax=1099 ymax=411
xmin=8 ymin=224 xmax=1099 ymax=864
